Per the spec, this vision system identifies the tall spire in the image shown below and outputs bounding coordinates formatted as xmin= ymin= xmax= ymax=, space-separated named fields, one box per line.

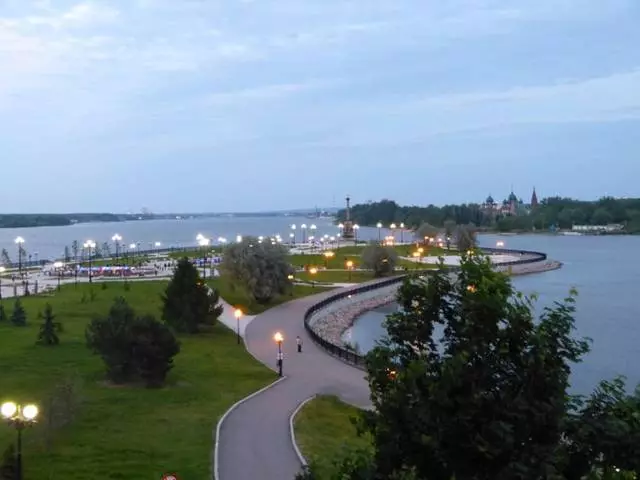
xmin=531 ymin=187 xmax=539 ymax=208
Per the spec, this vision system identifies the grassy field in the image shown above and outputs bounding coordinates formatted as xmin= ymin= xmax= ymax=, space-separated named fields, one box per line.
xmin=168 ymin=248 xmax=222 ymax=259
xmin=295 ymin=395 xmax=372 ymax=478
xmin=207 ymin=276 xmax=333 ymax=315
xmin=0 ymin=282 xmax=274 ymax=480
xmin=295 ymin=269 xmax=376 ymax=284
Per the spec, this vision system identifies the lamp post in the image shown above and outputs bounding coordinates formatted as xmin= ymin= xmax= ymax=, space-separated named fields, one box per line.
xmin=400 ymin=223 xmax=405 ymax=244
xmin=154 ymin=241 xmax=161 ymax=256
xmin=309 ymin=267 xmax=317 ymax=287
xmin=290 ymin=224 xmax=296 ymax=244
xmin=0 ymin=266 xmax=4 ymax=299
xmin=390 ymin=223 xmax=397 ymax=243
xmin=301 ymin=224 xmax=307 ymax=244
xmin=112 ymin=234 xmax=122 ymax=263
xmin=1 ymin=401 xmax=39 ymax=480
xmin=496 ymin=241 xmax=505 ymax=248
xmin=323 ymin=251 xmax=334 ymax=268
xmin=234 ymin=308 xmax=243 ymax=345
xmin=287 ymin=274 xmax=294 ymax=296
xmin=346 ymin=260 xmax=353 ymax=281
xmin=412 ymin=251 xmax=420 ymax=269
xmin=310 ymin=224 xmax=317 ymax=241
xmin=14 ymin=237 xmax=25 ymax=278
xmin=353 ymin=224 xmax=359 ymax=243
xmin=129 ymin=243 xmax=136 ymax=267
xmin=197 ymin=235 xmax=210 ymax=279
xmin=53 ymin=261 xmax=63 ymax=290
xmin=376 ymin=222 xmax=382 ymax=242
xmin=274 ymin=332 xmax=284 ymax=376
xmin=83 ymin=240 xmax=96 ymax=283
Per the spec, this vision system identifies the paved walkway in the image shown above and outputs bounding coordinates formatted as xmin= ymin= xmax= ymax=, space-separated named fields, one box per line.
xmin=217 ymin=286 xmax=372 ymax=480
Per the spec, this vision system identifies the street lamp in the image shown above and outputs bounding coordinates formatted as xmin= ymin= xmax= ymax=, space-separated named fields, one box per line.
xmin=338 ymin=223 xmax=344 ymax=239
xmin=400 ymin=223 xmax=405 ymax=244
xmin=309 ymin=266 xmax=317 ymax=288
xmin=53 ymin=261 xmax=63 ymax=290
xmin=412 ymin=251 xmax=420 ymax=269
xmin=301 ymin=224 xmax=307 ymax=243
xmin=0 ymin=266 xmax=5 ymax=299
xmin=83 ymin=240 xmax=96 ymax=283
xmin=274 ymin=332 xmax=284 ymax=376
xmin=376 ymin=222 xmax=382 ymax=242
xmin=129 ymin=243 xmax=137 ymax=266
xmin=14 ymin=237 xmax=25 ymax=277
xmin=496 ymin=241 xmax=505 ymax=248
xmin=390 ymin=223 xmax=396 ymax=243
xmin=1 ymin=401 xmax=39 ymax=480
xmin=346 ymin=260 xmax=354 ymax=281
xmin=290 ymin=224 xmax=296 ymax=244
xmin=154 ymin=241 xmax=161 ymax=255
xmin=197 ymin=235 xmax=210 ymax=279
xmin=323 ymin=251 xmax=334 ymax=268
xmin=234 ymin=308 xmax=243 ymax=345
xmin=353 ymin=224 xmax=359 ymax=243
xmin=112 ymin=234 xmax=122 ymax=262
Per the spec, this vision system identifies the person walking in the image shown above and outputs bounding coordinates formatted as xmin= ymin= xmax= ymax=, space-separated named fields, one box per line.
xmin=296 ymin=336 xmax=303 ymax=353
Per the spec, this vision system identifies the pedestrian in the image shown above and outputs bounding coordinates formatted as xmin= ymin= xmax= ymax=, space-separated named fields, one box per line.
xmin=296 ymin=335 xmax=302 ymax=353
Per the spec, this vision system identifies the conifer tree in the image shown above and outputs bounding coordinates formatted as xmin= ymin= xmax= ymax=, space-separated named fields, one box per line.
xmin=162 ymin=258 xmax=222 ymax=333
xmin=0 ymin=303 xmax=6 ymax=322
xmin=36 ymin=303 xmax=61 ymax=346
xmin=10 ymin=298 xmax=27 ymax=326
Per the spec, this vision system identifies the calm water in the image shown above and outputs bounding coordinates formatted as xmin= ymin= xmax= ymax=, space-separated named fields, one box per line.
xmin=348 ymin=234 xmax=640 ymax=395
xmin=0 ymin=217 xmax=392 ymax=261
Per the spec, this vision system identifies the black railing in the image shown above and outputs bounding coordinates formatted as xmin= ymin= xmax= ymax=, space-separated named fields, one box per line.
xmin=303 ymin=248 xmax=548 ymax=369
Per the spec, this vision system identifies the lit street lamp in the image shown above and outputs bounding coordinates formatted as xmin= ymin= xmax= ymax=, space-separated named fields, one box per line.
xmin=14 ymin=237 xmax=25 ymax=278
xmin=353 ymin=224 xmax=359 ymax=243
xmin=274 ymin=332 xmax=284 ymax=376
xmin=53 ymin=261 xmax=63 ymax=290
xmin=309 ymin=266 xmax=318 ymax=288
xmin=1 ymin=401 xmax=39 ymax=480
xmin=129 ymin=243 xmax=137 ymax=266
xmin=323 ymin=251 xmax=334 ymax=268
xmin=496 ymin=241 xmax=505 ymax=248
xmin=112 ymin=234 xmax=122 ymax=262
xmin=400 ymin=222 xmax=405 ymax=244
xmin=376 ymin=222 xmax=382 ymax=242
xmin=83 ymin=240 xmax=96 ymax=283
xmin=412 ymin=251 xmax=420 ymax=269
xmin=197 ymin=235 xmax=210 ymax=279
xmin=234 ymin=308 xmax=243 ymax=345
xmin=154 ymin=241 xmax=161 ymax=255
xmin=290 ymin=224 xmax=296 ymax=244
xmin=390 ymin=223 xmax=397 ymax=243
xmin=346 ymin=260 xmax=354 ymax=281
xmin=301 ymin=224 xmax=307 ymax=243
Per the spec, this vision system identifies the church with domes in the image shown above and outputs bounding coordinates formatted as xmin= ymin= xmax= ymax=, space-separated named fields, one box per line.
xmin=482 ymin=188 xmax=539 ymax=218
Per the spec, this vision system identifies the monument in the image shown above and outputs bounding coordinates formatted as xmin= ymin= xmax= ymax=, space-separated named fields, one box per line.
xmin=341 ymin=196 xmax=355 ymax=239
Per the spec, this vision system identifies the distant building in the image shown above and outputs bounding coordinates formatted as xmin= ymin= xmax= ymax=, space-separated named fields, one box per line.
xmin=572 ymin=224 xmax=624 ymax=233
xmin=481 ymin=187 xmax=538 ymax=218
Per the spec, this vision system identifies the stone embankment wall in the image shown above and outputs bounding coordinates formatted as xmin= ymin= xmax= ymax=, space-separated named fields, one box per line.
xmin=307 ymin=256 xmax=563 ymax=348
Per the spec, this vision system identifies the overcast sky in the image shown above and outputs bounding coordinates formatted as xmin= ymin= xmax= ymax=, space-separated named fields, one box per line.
xmin=1 ymin=0 xmax=639 ymax=213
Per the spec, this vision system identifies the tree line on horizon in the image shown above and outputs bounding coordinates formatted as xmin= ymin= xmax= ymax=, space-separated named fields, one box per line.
xmin=336 ymin=197 xmax=640 ymax=233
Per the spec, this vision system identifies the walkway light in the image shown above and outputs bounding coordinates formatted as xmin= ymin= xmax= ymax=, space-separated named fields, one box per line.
xmin=274 ymin=332 xmax=284 ymax=376
xmin=234 ymin=309 xmax=243 ymax=345
xmin=1 ymin=400 xmax=39 ymax=480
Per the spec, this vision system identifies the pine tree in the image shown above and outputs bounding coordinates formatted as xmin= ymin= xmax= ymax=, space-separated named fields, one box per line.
xmin=0 ymin=303 xmax=6 ymax=322
xmin=10 ymin=298 xmax=27 ymax=326
xmin=162 ymin=258 xmax=221 ymax=333
xmin=36 ymin=303 xmax=61 ymax=346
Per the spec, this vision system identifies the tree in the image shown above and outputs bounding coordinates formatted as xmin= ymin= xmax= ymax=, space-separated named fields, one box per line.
xmin=86 ymin=297 xmax=180 ymax=386
xmin=0 ymin=444 xmax=16 ymax=480
xmin=592 ymin=208 xmax=614 ymax=226
xmin=130 ymin=314 xmax=180 ymax=387
xmin=0 ymin=248 xmax=10 ymax=266
xmin=356 ymin=255 xmax=593 ymax=479
xmin=0 ymin=303 xmax=6 ymax=322
xmin=162 ymin=258 xmax=223 ymax=333
xmin=36 ymin=303 xmax=62 ymax=346
xmin=455 ymin=224 xmax=477 ymax=252
xmin=221 ymin=238 xmax=293 ymax=304
xmin=10 ymin=298 xmax=27 ymax=326
xmin=415 ymin=223 xmax=439 ymax=243
xmin=361 ymin=244 xmax=398 ymax=277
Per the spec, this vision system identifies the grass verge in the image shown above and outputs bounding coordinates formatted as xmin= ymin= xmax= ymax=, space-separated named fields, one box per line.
xmin=294 ymin=395 xmax=371 ymax=478
xmin=0 ymin=281 xmax=274 ymax=480
xmin=207 ymin=276 xmax=334 ymax=315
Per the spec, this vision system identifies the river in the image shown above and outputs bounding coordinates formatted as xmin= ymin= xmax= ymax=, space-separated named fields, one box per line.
xmin=347 ymin=233 xmax=640 ymax=395
xmin=0 ymin=217 xmax=392 ymax=261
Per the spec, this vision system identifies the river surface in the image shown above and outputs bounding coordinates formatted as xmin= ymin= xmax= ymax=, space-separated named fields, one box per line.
xmin=347 ymin=233 xmax=640 ymax=395
xmin=0 ymin=217 xmax=392 ymax=261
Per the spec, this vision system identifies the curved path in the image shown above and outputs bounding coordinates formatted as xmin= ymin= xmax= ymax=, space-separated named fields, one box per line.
xmin=216 ymin=285 xmax=373 ymax=480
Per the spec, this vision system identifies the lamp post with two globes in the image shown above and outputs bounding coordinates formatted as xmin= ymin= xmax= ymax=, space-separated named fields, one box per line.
xmin=376 ymin=222 xmax=382 ymax=242
xmin=83 ymin=240 xmax=96 ymax=283
xmin=1 ymin=401 xmax=39 ymax=480
xmin=112 ymin=234 xmax=122 ymax=262
xmin=274 ymin=332 xmax=284 ymax=376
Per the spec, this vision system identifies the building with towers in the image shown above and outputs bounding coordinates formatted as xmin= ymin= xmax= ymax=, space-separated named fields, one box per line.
xmin=481 ymin=187 xmax=539 ymax=218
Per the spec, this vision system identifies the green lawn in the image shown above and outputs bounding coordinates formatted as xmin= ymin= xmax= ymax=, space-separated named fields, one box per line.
xmin=168 ymin=248 xmax=222 ymax=259
xmin=207 ymin=276 xmax=334 ymax=315
xmin=295 ymin=395 xmax=372 ymax=478
xmin=0 ymin=282 xmax=274 ymax=480
xmin=295 ymin=269 xmax=375 ymax=284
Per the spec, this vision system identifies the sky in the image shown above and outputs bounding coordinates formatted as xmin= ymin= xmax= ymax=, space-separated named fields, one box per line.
xmin=1 ymin=0 xmax=639 ymax=213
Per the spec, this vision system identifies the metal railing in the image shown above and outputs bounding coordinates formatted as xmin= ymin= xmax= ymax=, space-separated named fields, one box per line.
xmin=303 ymin=247 xmax=548 ymax=369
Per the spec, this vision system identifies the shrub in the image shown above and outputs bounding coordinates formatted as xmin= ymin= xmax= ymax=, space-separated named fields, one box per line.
xmin=86 ymin=297 xmax=179 ymax=387
xmin=10 ymin=298 xmax=26 ymax=326
xmin=361 ymin=244 xmax=398 ymax=277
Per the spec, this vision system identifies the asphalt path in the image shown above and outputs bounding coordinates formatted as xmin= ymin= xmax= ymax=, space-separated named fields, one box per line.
xmin=216 ymin=286 xmax=372 ymax=480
